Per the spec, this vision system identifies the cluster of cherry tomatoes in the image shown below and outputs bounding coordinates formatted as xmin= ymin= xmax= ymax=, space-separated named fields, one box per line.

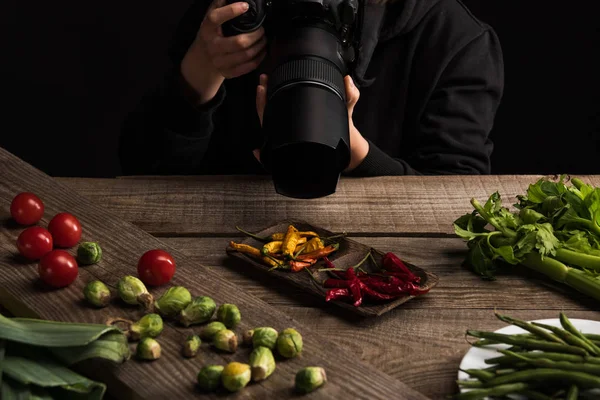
xmin=11 ymin=192 xmax=82 ymax=288
xmin=10 ymin=192 xmax=177 ymax=289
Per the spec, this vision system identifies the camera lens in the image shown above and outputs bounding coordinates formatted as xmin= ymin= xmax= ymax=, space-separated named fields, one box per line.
xmin=261 ymin=23 xmax=351 ymax=199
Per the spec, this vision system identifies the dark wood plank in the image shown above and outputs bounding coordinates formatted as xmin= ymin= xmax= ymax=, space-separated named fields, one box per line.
xmin=160 ymin=237 xmax=600 ymax=311
xmin=56 ymin=175 xmax=600 ymax=236
xmin=0 ymin=147 xmax=429 ymax=399
xmin=265 ymin=307 xmax=600 ymax=399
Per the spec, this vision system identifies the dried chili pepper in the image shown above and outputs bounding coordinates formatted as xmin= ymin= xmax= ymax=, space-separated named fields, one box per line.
xmin=229 ymin=241 xmax=262 ymax=258
xmin=272 ymin=231 xmax=320 ymax=241
xmin=296 ymin=243 xmax=339 ymax=261
xmin=282 ymin=225 xmax=300 ymax=257
xmin=325 ymin=288 xmax=352 ymax=302
xmin=345 ymin=267 xmax=363 ymax=307
xmin=322 ymin=257 xmax=346 ymax=278
xmin=358 ymin=281 xmax=398 ymax=301
xmin=360 ymin=277 xmax=429 ymax=296
xmin=382 ymin=252 xmax=420 ymax=282
xmin=289 ymin=259 xmax=316 ymax=272
xmin=323 ymin=279 xmax=349 ymax=288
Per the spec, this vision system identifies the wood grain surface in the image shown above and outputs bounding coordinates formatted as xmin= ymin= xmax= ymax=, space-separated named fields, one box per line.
xmin=0 ymin=147 xmax=430 ymax=400
xmin=56 ymin=175 xmax=600 ymax=236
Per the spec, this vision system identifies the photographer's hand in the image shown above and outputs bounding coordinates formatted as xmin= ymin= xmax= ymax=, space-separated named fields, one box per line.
xmin=254 ymin=74 xmax=369 ymax=170
xmin=181 ymin=0 xmax=267 ymax=105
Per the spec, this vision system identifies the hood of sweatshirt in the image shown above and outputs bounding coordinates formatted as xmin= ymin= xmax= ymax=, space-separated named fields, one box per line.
xmin=352 ymin=0 xmax=444 ymax=87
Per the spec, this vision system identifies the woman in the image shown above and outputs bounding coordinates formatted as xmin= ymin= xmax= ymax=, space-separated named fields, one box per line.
xmin=119 ymin=0 xmax=504 ymax=177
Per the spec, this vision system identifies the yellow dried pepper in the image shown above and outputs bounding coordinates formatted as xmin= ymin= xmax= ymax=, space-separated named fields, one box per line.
xmin=281 ymin=225 xmax=300 ymax=257
xmin=302 ymin=237 xmax=324 ymax=254
xmin=264 ymin=238 xmax=307 ymax=256
xmin=229 ymin=241 xmax=261 ymax=258
xmin=271 ymin=231 xmax=319 ymax=241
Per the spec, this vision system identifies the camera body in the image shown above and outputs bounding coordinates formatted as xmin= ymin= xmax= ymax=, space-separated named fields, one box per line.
xmin=222 ymin=0 xmax=362 ymax=199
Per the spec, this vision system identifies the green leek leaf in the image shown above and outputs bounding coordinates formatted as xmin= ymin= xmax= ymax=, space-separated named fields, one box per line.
xmin=2 ymin=355 xmax=106 ymax=400
xmin=0 ymin=314 xmax=125 ymax=348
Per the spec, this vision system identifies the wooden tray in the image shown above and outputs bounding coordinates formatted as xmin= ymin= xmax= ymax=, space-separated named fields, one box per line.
xmin=226 ymin=219 xmax=439 ymax=317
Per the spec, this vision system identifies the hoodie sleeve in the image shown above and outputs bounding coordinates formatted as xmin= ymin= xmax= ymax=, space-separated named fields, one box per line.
xmin=118 ymin=1 xmax=224 ymax=175
xmin=347 ymin=28 xmax=504 ymax=177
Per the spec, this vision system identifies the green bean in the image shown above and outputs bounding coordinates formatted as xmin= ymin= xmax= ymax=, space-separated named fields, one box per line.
xmin=532 ymin=322 xmax=596 ymax=355
xmin=462 ymin=369 xmax=496 ymax=381
xmin=482 ymin=368 xmax=600 ymax=389
xmin=453 ymin=383 xmax=531 ymax=400
xmin=467 ymin=331 xmax=589 ymax=356
xmin=499 ymin=350 xmax=600 ymax=375
xmin=457 ymin=380 xmax=484 ymax=389
xmin=486 ymin=352 xmax=589 ymax=365
xmin=495 ymin=313 xmax=566 ymax=344
xmin=560 ymin=312 xmax=600 ymax=356
xmin=584 ymin=333 xmax=600 ymax=342
xmin=566 ymin=385 xmax=579 ymax=400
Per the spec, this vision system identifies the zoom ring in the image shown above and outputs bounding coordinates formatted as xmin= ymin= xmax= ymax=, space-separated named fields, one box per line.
xmin=268 ymin=58 xmax=345 ymax=100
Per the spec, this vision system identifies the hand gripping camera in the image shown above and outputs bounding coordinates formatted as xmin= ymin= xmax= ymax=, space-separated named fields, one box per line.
xmin=222 ymin=0 xmax=362 ymax=199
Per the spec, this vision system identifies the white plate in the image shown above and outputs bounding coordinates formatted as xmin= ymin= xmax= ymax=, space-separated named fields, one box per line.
xmin=458 ymin=318 xmax=600 ymax=398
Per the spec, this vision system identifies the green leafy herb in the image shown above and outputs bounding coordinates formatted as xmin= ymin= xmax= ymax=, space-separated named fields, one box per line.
xmin=454 ymin=176 xmax=600 ymax=301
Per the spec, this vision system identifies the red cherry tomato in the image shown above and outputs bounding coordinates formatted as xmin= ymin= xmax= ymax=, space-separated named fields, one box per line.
xmin=48 ymin=213 xmax=82 ymax=248
xmin=38 ymin=250 xmax=78 ymax=288
xmin=16 ymin=227 xmax=53 ymax=260
xmin=137 ymin=249 xmax=176 ymax=286
xmin=10 ymin=192 xmax=44 ymax=225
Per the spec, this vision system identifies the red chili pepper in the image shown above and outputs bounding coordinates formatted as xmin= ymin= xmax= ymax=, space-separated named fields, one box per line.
xmin=323 ymin=257 xmax=346 ymax=278
xmin=344 ymin=268 xmax=363 ymax=307
xmin=325 ymin=288 xmax=351 ymax=302
xmin=296 ymin=244 xmax=339 ymax=261
xmin=323 ymin=278 xmax=349 ymax=288
xmin=360 ymin=277 xmax=429 ymax=296
xmin=382 ymin=252 xmax=420 ymax=282
xmin=358 ymin=281 xmax=398 ymax=301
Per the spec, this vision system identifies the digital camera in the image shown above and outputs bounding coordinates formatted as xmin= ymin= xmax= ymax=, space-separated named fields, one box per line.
xmin=223 ymin=0 xmax=363 ymax=199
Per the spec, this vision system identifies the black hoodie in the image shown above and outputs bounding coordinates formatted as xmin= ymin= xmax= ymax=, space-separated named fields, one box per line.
xmin=119 ymin=0 xmax=504 ymax=176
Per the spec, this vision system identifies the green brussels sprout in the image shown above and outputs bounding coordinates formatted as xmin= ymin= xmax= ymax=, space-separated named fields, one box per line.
xmin=182 ymin=335 xmax=201 ymax=358
xmin=242 ymin=329 xmax=254 ymax=347
xmin=276 ymin=328 xmax=303 ymax=358
xmin=252 ymin=327 xmax=278 ymax=350
xmin=154 ymin=286 xmax=192 ymax=318
xmin=216 ymin=304 xmax=241 ymax=328
xmin=200 ymin=321 xmax=227 ymax=340
xmin=197 ymin=365 xmax=224 ymax=391
xmin=83 ymin=280 xmax=110 ymax=307
xmin=130 ymin=313 xmax=163 ymax=341
xmin=221 ymin=362 xmax=251 ymax=392
xmin=295 ymin=367 xmax=327 ymax=394
xmin=117 ymin=275 xmax=153 ymax=311
xmin=213 ymin=329 xmax=237 ymax=353
xmin=179 ymin=296 xmax=216 ymax=327
xmin=136 ymin=337 xmax=161 ymax=361
xmin=77 ymin=242 xmax=102 ymax=265
xmin=249 ymin=346 xmax=276 ymax=382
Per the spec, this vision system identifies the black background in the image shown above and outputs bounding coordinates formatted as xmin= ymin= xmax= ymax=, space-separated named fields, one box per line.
xmin=1 ymin=1 xmax=598 ymax=178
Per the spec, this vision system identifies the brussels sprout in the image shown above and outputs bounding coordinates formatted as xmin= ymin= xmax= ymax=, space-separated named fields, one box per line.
xmin=154 ymin=286 xmax=192 ymax=318
xmin=77 ymin=242 xmax=102 ymax=265
xmin=179 ymin=296 xmax=216 ymax=327
xmin=197 ymin=365 xmax=224 ymax=391
xmin=200 ymin=321 xmax=227 ymax=340
xmin=276 ymin=328 xmax=303 ymax=358
xmin=252 ymin=327 xmax=278 ymax=350
xmin=130 ymin=313 xmax=163 ymax=341
xmin=216 ymin=304 xmax=241 ymax=328
xmin=83 ymin=280 xmax=110 ymax=307
xmin=117 ymin=275 xmax=153 ymax=311
xmin=221 ymin=362 xmax=251 ymax=392
xmin=249 ymin=346 xmax=276 ymax=382
xmin=213 ymin=329 xmax=238 ymax=353
xmin=136 ymin=337 xmax=161 ymax=361
xmin=242 ymin=329 xmax=254 ymax=347
xmin=295 ymin=367 xmax=327 ymax=394
xmin=183 ymin=335 xmax=201 ymax=358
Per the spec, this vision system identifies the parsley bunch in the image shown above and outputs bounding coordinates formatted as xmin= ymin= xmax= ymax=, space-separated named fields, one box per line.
xmin=454 ymin=175 xmax=600 ymax=301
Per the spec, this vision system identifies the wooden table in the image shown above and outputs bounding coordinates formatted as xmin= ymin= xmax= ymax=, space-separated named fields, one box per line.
xmin=2 ymin=146 xmax=600 ymax=399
